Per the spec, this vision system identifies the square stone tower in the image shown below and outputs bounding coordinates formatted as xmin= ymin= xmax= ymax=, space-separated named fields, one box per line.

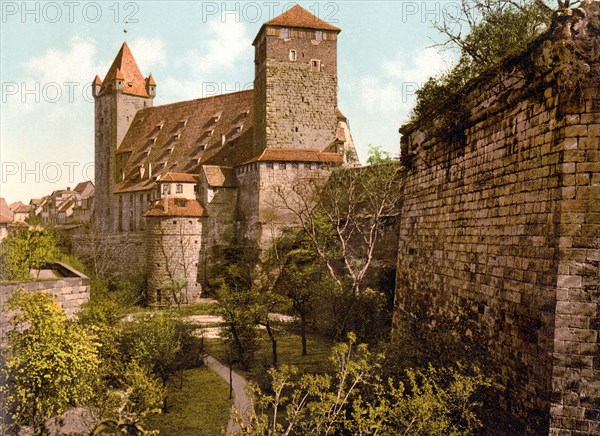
xmin=252 ymin=5 xmax=341 ymax=155
xmin=92 ymin=42 xmax=156 ymax=230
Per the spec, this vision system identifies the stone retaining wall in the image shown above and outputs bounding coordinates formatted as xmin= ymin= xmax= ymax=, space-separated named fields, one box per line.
xmin=394 ymin=4 xmax=600 ymax=434
xmin=0 ymin=262 xmax=90 ymax=335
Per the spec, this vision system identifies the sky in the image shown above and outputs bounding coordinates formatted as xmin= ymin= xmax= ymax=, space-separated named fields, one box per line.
xmin=0 ymin=1 xmax=460 ymax=204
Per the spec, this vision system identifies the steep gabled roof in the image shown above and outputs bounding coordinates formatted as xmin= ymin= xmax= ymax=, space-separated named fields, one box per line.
xmin=98 ymin=42 xmax=149 ymax=97
xmin=73 ymin=181 xmax=94 ymax=195
xmin=13 ymin=204 xmax=30 ymax=214
xmin=144 ymin=198 xmax=207 ymax=218
xmin=159 ymin=172 xmax=198 ymax=183
xmin=114 ymin=90 xmax=254 ymax=193
xmin=202 ymin=166 xmax=237 ymax=188
xmin=265 ymin=4 xmax=340 ymax=32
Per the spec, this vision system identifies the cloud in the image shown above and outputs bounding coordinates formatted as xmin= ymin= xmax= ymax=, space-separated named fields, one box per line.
xmin=187 ymin=18 xmax=251 ymax=74
xmin=128 ymin=37 xmax=167 ymax=74
xmin=159 ymin=17 xmax=252 ymax=102
xmin=354 ymin=47 xmax=455 ymax=124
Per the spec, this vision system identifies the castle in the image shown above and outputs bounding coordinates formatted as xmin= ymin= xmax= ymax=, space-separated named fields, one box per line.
xmin=92 ymin=5 xmax=358 ymax=302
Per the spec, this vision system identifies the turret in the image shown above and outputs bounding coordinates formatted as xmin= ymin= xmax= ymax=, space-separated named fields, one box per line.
xmin=92 ymin=75 xmax=102 ymax=97
xmin=146 ymin=73 xmax=156 ymax=98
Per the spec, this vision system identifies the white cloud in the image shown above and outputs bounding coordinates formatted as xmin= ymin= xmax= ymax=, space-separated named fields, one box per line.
xmin=186 ymin=18 xmax=251 ymax=74
xmin=128 ymin=37 xmax=167 ymax=74
xmin=159 ymin=17 xmax=252 ymax=102
xmin=25 ymin=36 xmax=99 ymax=85
xmin=355 ymin=47 xmax=455 ymax=124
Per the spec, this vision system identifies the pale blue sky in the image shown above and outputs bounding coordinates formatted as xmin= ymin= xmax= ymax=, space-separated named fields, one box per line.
xmin=1 ymin=1 xmax=459 ymax=203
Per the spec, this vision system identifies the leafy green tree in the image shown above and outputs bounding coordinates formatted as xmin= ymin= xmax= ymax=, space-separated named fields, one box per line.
xmin=0 ymin=226 xmax=61 ymax=281
xmin=120 ymin=314 xmax=199 ymax=413
xmin=0 ymin=291 xmax=100 ymax=433
xmin=237 ymin=335 xmax=493 ymax=436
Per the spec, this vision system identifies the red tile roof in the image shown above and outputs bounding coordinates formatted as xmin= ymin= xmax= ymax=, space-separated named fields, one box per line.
xmin=0 ymin=215 xmax=11 ymax=223
xmin=98 ymin=42 xmax=149 ymax=97
xmin=14 ymin=205 xmax=32 ymax=213
xmin=114 ymin=90 xmax=254 ymax=193
xmin=93 ymin=75 xmax=102 ymax=86
xmin=144 ymin=198 xmax=207 ymax=218
xmin=146 ymin=73 xmax=156 ymax=86
xmin=73 ymin=181 xmax=94 ymax=194
xmin=244 ymin=148 xmax=344 ymax=164
xmin=159 ymin=172 xmax=198 ymax=183
xmin=265 ymin=5 xmax=340 ymax=32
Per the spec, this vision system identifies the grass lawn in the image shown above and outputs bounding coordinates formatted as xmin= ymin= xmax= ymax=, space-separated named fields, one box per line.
xmin=144 ymin=366 xmax=232 ymax=436
xmin=206 ymin=329 xmax=334 ymax=382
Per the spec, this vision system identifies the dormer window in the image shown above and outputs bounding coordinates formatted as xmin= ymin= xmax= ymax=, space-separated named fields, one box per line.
xmin=206 ymin=129 xmax=214 ymax=137
xmin=144 ymin=151 xmax=150 ymax=157
xmin=280 ymin=27 xmax=289 ymax=39
xmin=158 ymin=163 xmax=166 ymax=170
xmin=212 ymin=112 xmax=222 ymax=123
xmin=315 ymin=31 xmax=323 ymax=41
xmin=157 ymin=122 xmax=164 ymax=130
xmin=192 ymin=158 xmax=199 ymax=165
xmin=311 ymin=59 xmax=321 ymax=72
xmin=179 ymin=119 xmax=188 ymax=128
xmin=234 ymin=125 xmax=243 ymax=134
xmin=167 ymin=148 xmax=173 ymax=155
xmin=241 ymin=110 xmax=249 ymax=119
xmin=289 ymin=50 xmax=297 ymax=61
xmin=150 ymin=138 xmax=157 ymax=145
xmin=172 ymin=134 xmax=181 ymax=141
xmin=199 ymin=144 xmax=206 ymax=151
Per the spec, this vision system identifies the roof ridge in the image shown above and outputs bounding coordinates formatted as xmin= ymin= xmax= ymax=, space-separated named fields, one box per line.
xmin=137 ymin=89 xmax=254 ymax=113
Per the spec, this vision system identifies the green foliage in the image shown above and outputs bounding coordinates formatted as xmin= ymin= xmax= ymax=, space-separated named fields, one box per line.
xmin=0 ymin=291 xmax=100 ymax=433
xmin=412 ymin=0 xmax=554 ymax=122
xmin=0 ymin=226 xmax=61 ymax=281
xmin=366 ymin=144 xmax=394 ymax=165
xmin=238 ymin=335 xmax=494 ymax=436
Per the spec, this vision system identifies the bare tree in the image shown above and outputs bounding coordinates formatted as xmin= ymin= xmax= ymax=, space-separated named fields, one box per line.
xmin=74 ymin=220 xmax=119 ymax=280
xmin=272 ymin=163 xmax=402 ymax=298
xmin=155 ymin=221 xmax=196 ymax=306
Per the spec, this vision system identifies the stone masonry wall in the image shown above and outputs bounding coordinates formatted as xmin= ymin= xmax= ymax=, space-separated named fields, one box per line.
xmin=394 ymin=5 xmax=599 ymax=435
xmin=261 ymin=61 xmax=338 ymax=151
xmin=146 ymin=217 xmax=203 ymax=303
xmin=0 ymin=263 xmax=90 ymax=336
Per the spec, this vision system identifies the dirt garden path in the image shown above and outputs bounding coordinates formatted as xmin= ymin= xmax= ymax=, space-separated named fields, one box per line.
xmin=204 ymin=355 xmax=253 ymax=435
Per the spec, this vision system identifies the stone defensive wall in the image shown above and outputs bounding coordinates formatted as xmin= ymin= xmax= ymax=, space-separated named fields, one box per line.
xmin=394 ymin=4 xmax=599 ymax=434
xmin=0 ymin=262 xmax=90 ymax=336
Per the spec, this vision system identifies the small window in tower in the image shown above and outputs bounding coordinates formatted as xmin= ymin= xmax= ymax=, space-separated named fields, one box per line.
xmin=310 ymin=59 xmax=321 ymax=72
xmin=176 ymin=184 xmax=183 ymax=194
xmin=315 ymin=31 xmax=323 ymax=41
xmin=289 ymin=50 xmax=297 ymax=61
xmin=280 ymin=28 xmax=289 ymax=39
